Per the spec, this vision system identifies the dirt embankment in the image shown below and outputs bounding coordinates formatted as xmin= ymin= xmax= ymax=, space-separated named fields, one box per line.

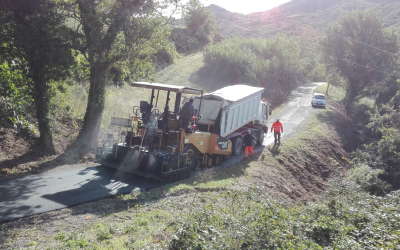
xmin=0 ymin=118 xmax=86 ymax=178
xmin=230 ymin=99 xmax=364 ymax=202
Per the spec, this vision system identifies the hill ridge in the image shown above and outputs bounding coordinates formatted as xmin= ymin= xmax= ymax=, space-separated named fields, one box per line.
xmin=203 ymin=0 xmax=400 ymax=38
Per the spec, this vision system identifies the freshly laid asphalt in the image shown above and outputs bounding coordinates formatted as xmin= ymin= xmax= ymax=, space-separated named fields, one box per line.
xmin=0 ymin=82 xmax=324 ymax=224
xmin=0 ymin=166 xmax=161 ymax=223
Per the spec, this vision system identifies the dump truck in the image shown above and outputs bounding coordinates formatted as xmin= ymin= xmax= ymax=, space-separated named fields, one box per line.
xmin=182 ymin=84 xmax=270 ymax=167
xmin=96 ymin=82 xmax=270 ymax=182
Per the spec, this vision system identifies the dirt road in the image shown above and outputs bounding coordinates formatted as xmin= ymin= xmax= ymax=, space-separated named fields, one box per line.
xmin=0 ymin=82 xmax=324 ymax=223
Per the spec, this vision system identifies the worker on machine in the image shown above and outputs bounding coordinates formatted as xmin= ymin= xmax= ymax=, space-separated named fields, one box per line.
xmin=271 ymin=119 xmax=283 ymax=145
xmin=244 ymin=130 xmax=256 ymax=159
xmin=183 ymin=98 xmax=195 ymax=117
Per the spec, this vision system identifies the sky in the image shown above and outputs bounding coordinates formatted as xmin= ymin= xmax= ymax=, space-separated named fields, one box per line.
xmin=202 ymin=0 xmax=292 ymax=14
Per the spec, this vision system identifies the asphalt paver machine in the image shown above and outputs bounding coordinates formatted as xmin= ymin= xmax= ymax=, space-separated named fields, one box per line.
xmin=96 ymin=82 xmax=203 ymax=182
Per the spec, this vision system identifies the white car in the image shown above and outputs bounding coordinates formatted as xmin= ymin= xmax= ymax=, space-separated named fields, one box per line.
xmin=311 ymin=93 xmax=326 ymax=107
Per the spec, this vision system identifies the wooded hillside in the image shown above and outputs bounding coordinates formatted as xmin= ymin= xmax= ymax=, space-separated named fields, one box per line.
xmin=206 ymin=0 xmax=400 ymax=38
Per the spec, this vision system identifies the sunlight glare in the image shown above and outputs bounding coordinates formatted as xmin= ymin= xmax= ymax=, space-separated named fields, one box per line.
xmin=203 ymin=0 xmax=292 ymax=14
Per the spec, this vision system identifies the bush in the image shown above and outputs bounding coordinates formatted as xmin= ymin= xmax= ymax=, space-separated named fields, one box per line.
xmin=345 ymin=165 xmax=391 ymax=196
xmin=375 ymin=75 xmax=400 ymax=106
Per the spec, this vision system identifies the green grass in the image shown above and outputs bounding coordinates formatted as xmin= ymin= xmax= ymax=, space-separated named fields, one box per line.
xmin=156 ymin=53 xmax=205 ymax=89
xmin=314 ymin=83 xmax=346 ymax=103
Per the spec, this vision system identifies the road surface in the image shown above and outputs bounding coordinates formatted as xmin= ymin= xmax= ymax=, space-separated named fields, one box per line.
xmin=0 ymin=82 xmax=324 ymax=223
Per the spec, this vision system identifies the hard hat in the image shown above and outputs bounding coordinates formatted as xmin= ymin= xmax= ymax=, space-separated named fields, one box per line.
xmin=247 ymin=129 xmax=251 ymax=134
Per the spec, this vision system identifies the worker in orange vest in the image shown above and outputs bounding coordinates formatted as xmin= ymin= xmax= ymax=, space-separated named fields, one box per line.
xmin=271 ymin=119 xmax=283 ymax=145
xmin=243 ymin=129 xmax=256 ymax=159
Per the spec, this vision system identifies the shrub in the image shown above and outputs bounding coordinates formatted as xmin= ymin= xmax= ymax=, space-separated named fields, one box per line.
xmin=345 ymin=165 xmax=391 ymax=196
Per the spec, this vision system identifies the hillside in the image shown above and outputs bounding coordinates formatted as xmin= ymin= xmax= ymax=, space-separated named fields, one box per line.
xmin=206 ymin=0 xmax=400 ymax=38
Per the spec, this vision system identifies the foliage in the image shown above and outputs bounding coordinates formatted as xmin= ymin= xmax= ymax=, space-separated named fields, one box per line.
xmin=321 ymin=10 xmax=399 ymax=106
xmin=63 ymin=0 xmax=180 ymax=152
xmin=0 ymin=61 xmax=34 ymax=128
xmin=183 ymin=0 xmax=219 ymax=46
xmin=314 ymin=83 xmax=346 ymax=103
xmin=346 ymin=165 xmax=391 ymax=196
xmin=0 ymin=0 xmax=77 ymax=154
xmin=350 ymin=104 xmax=400 ymax=189
xmin=367 ymin=105 xmax=400 ymax=135
xmin=376 ymin=75 xmax=400 ymax=108
xmin=170 ymin=28 xmax=202 ymax=54
xmin=324 ymin=69 xmax=346 ymax=97
xmin=347 ymin=97 xmax=376 ymax=127
xmin=170 ymin=181 xmax=400 ymax=249
xmin=202 ymin=36 xmax=320 ymax=105
xmin=69 ymin=53 xmax=90 ymax=85
xmin=50 ymin=81 xmax=87 ymax=122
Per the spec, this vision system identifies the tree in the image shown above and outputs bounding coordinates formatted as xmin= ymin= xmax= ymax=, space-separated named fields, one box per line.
xmin=321 ymin=10 xmax=399 ymax=106
xmin=0 ymin=0 xmax=75 ymax=154
xmin=183 ymin=0 xmax=218 ymax=45
xmin=67 ymin=0 xmax=178 ymax=153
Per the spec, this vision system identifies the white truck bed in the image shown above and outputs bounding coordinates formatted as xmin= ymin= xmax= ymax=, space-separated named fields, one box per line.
xmin=186 ymin=85 xmax=264 ymax=138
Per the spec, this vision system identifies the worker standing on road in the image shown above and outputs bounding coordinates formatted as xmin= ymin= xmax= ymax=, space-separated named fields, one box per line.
xmin=244 ymin=130 xmax=256 ymax=159
xmin=271 ymin=119 xmax=283 ymax=145
xmin=183 ymin=98 xmax=195 ymax=117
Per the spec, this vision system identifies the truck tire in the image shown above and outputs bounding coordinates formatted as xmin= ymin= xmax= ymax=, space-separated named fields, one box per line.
xmin=183 ymin=144 xmax=199 ymax=178
xmin=205 ymin=154 xmax=213 ymax=168
xmin=232 ymin=136 xmax=243 ymax=156
xmin=256 ymin=128 xmax=264 ymax=145
xmin=213 ymin=155 xmax=221 ymax=166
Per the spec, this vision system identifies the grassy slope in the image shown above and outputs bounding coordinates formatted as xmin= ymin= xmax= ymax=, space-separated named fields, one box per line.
xmin=156 ymin=53 xmax=204 ymax=89
xmin=1 ymin=84 xmax=361 ymax=249
xmin=156 ymin=52 xmax=228 ymax=93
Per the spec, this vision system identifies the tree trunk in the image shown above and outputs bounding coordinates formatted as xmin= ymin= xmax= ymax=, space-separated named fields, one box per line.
xmin=34 ymin=78 xmax=56 ymax=155
xmin=71 ymin=64 xmax=108 ymax=153
xmin=326 ymin=83 xmax=330 ymax=95
xmin=346 ymin=81 xmax=359 ymax=109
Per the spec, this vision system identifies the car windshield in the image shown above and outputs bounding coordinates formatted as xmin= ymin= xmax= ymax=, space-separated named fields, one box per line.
xmin=315 ymin=95 xmax=325 ymax=100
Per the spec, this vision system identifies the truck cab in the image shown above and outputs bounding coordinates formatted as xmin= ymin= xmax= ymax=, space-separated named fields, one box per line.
xmin=259 ymin=99 xmax=271 ymax=129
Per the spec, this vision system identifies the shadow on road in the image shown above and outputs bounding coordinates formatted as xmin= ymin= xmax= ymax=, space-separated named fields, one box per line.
xmin=0 ymin=175 xmax=46 ymax=223
xmin=41 ymin=166 xmax=162 ymax=207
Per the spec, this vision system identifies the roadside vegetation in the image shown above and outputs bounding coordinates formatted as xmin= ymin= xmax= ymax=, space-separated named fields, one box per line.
xmin=2 ymin=1 xmax=400 ymax=249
